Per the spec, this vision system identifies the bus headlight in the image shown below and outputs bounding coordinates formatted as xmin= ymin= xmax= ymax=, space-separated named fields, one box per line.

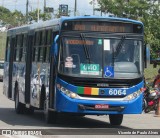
xmin=123 ymin=90 xmax=141 ymax=101
xmin=57 ymin=84 xmax=79 ymax=99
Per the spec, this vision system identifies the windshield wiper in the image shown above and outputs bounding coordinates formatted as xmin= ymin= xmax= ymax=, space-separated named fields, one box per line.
xmin=114 ymin=35 xmax=126 ymax=58
xmin=80 ymin=33 xmax=91 ymax=62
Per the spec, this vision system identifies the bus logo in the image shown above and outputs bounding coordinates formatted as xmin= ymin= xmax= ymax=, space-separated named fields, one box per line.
xmin=97 ymin=83 xmax=109 ymax=87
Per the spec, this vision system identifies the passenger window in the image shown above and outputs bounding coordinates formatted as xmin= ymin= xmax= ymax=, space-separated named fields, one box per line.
xmin=19 ymin=35 xmax=24 ymax=62
xmin=22 ymin=34 xmax=27 ymax=62
xmin=46 ymin=47 xmax=50 ymax=62
xmin=41 ymin=31 xmax=45 ymax=45
xmin=38 ymin=47 xmax=44 ymax=62
xmin=5 ymin=37 xmax=10 ymax=62
xmin=34 ymin=47 xmax=38 ymax=62
xmin=46 ymin=29 xmax=52 ymax=45
xmin=16 ymin=49 xmax=19 ymax=61
xmin=14 ymin=34 xmax=23 ymax=62
xmin=43 ymin=46 xmax=50 ymax=62
xmin=32 ymin=48 xmax=35 ymax=62
xmin=35 ymin=32 xmax=41 ymax=46
xmin=39 ymin=31 xmax=43 ymax=45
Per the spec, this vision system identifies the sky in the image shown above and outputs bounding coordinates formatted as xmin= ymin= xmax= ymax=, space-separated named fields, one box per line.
xmin=0 ymin=0 xmax=101 ymax=16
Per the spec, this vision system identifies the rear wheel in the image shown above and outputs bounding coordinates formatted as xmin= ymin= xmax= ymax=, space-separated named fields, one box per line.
xmin=25 ymin=107 xmax=34 ymax=115
xmin=109 ymin=114 xmax=123 ymax=126
xmin=15 ymin=87 xmax=25 ymax=114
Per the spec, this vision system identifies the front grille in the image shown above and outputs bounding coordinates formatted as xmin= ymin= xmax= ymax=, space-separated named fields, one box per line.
xmin=58 ymin=74 xmax=143 ymax=88
xmin=72 ymin=80 xmax=131 ymax=88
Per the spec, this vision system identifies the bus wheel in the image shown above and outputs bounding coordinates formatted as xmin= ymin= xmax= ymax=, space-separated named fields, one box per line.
xmin=25 ymin=107 xmax=34 ymax=115
xmin=15 ymin=87 xmax=25 ymax=114
xmin=109 ymin=114 xmax=123 ymax=126
xmin=44 ymin=100 xmax=57 ymax=124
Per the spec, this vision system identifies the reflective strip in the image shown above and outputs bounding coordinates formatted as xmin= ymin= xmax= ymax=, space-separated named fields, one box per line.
xmin=91 ymin=88 xmax=99 ymax=95
xmin=84 ymin=87 xmax=91 ymax=95
xmin=77 ymin=87 xmax=84 ymax=94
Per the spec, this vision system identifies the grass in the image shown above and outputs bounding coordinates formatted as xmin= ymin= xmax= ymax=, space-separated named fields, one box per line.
xmin=144 ymin=64 xmax=160 ymax=84
xmin=0 ymin=32 xmax=7 ymax=60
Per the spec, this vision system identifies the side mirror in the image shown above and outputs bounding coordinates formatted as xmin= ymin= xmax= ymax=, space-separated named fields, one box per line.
xmin=51 ymin=35 xmax=59 ymax=56
xmin=144 ymin=44 xmax=150 ymax=68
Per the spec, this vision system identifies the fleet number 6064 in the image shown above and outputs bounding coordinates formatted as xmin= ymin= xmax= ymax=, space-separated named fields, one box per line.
xmin=109 ymin=89 xmax=127 ymax=95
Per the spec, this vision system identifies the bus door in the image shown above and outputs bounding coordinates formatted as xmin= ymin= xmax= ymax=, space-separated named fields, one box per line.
xmin=8 ymin=37 xmax=16 ymax=99
xmin=49 ymin=32 xmax=59 ymax=109
xmin=25 ymin=35 xmax=33 ymax=104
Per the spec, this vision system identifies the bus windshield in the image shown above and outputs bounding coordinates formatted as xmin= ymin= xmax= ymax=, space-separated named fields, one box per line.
xmin=59 ymin=36 xmax=143 ymax=79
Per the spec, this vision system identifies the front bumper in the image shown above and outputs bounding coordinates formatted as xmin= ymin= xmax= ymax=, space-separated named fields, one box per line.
xmin=55 ymin=89 xmax=143 ymax=115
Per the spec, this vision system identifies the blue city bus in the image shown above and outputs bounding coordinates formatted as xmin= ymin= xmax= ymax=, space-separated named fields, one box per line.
xmin=3 ymin=16 xmax=147 ymax=125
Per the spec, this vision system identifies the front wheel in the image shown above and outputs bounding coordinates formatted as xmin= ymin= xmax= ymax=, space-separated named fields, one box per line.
xmin=44 ymin=100 xmax=57 ymax=124
xmin=109 ymin=114 xmax=123 ymax=126
xmin=142 ymin=98 xmax=147 ymax=111
xmin=144 ymin=107 xmax=150 ymax=113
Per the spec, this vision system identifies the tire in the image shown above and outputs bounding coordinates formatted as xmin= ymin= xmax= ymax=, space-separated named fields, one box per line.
xmin=44 ymin=99 xmax=57 ymax=124
xmin=25 ymin=107 xmax=34 ymax=115
xmin=142 ymin=99 xmax=147 ymax=111
xmin=109 ymin=114 xmax=123 ymax=126
xmin=144 ymin=108 xmax=150 ymax=113
xmin=15 ymin=87 xmax=25 ymax=114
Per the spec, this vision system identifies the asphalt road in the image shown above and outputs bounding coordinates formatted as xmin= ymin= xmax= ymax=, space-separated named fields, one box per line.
xmin=0 ymin=82 xmax=160 ymax=136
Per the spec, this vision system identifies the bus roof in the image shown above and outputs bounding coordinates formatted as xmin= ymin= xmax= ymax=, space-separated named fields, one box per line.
xmin=7 ymin=16 xmax=143 ymax=35
xmin=7 ymin=19 xmax=60 ymax=35
xmin=60 ymin=16 xmax=143 ymax=25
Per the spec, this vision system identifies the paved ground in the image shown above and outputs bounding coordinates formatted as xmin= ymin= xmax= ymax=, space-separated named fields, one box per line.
xmin=0 ymin=82 xmax=160 ymax=137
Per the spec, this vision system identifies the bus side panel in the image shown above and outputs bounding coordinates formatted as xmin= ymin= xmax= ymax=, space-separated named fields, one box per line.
xmin=3 ymin=37 xmax=10 ymax=98
xmin=16 ymin=62 xmax=25 ymax=104
xmin=8 ymin=37 xmax=16 ymax=100
xmin=30 ymin=62 xmax=50 ymax=108
xmin=25 ymin=35 xmax=33 ymax=104
xmin=30 ymin=63 xmax=40 ymax=108
xmin=12 ymin=62 xmax=18 ymax=100
xmin=12 ymin=61 xmax=25 ymax=104
xmin=3 ymin=62 xmax=9 ymax=97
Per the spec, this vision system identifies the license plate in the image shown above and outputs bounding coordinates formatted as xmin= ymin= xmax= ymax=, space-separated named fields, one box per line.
xmin=95 ymin=104 xmax=109 ymax=109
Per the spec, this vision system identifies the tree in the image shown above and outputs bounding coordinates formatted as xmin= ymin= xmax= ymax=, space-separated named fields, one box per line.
xmin=97 ymin=0 xmax=160 ymax=58
xmin=0 ymin=6 xmax=25 ymax=27
xmin=12 ymin=10 xmax=26 ymax=26
xmin=0 ymin=6 xmax=52 ymax=26
xmin=0 ymin=6 xmax=12 ymax=25
xmin=28 ymin=9 xmax=52 ymax=23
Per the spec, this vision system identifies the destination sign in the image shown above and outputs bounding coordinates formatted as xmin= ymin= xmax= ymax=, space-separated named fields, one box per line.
xmin=62 ymin=21 xmax=143 ymax=33
xmin=66 ymin=40 xmax=94 ymax=45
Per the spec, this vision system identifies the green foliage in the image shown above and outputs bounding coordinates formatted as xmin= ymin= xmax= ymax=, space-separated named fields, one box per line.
xmin=0 ymin=6 xmax=13 ymax=25
xmin=11 ymin=10 xmax=26 ymax=26
xmin=0 ymin=32 xmax=6 ymax=60
xmin=144 ymin=64 xmax=160 ymax=83
xmin=28 ymin=9 xmax=52 ymax=22
xmin=0 ymin=6 xmax=52 ymax=26
xmin=97 ymin=0 xmax=160 ymax=58
xmin=0 ymin=6 xmax=26 ymax=26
